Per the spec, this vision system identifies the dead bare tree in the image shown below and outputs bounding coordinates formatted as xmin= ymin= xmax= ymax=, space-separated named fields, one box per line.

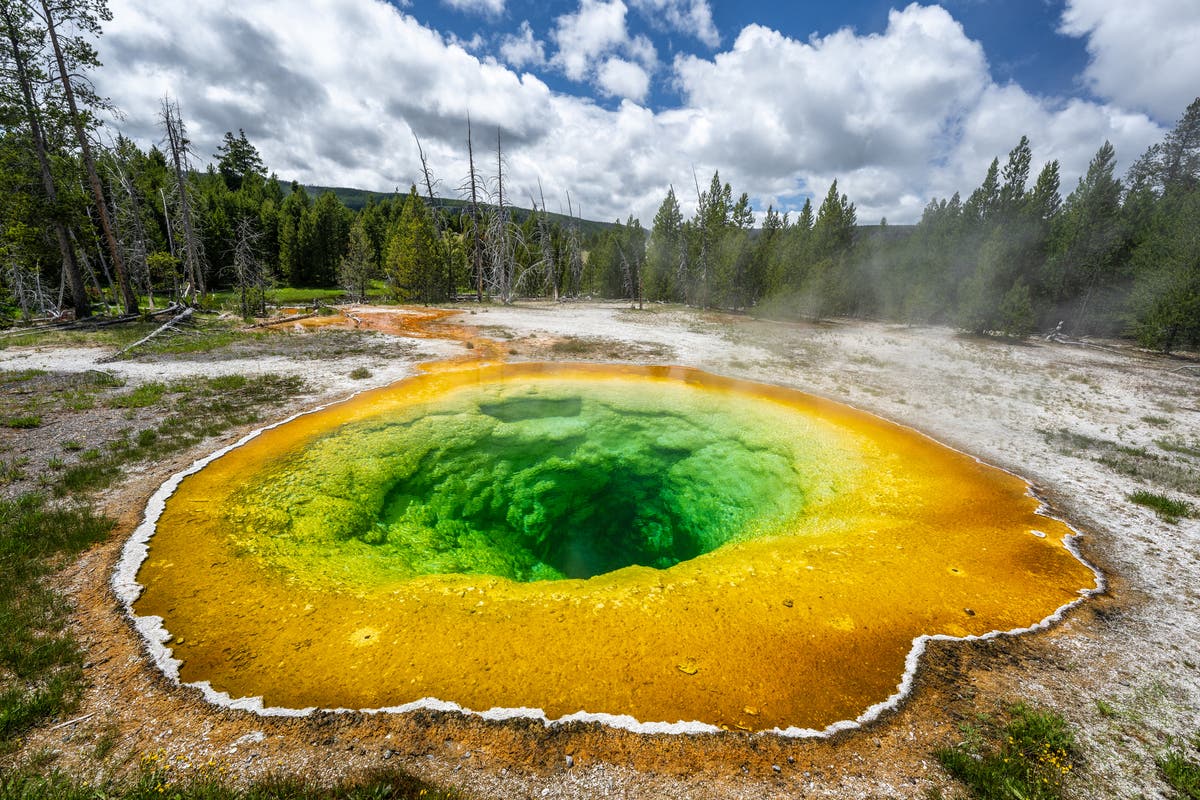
xmin=231 ymin=216 xmax=268 ymax=318
xmin=486 ymin=127 xmax=516 ymax=303
xmin=413 ymin=133 xmax=452 ymax=300
xmin=159 ymin=96 xmax=205 ymax=299
xmin=530 ymin=180 xmax=558 ymax=301
xmin=38 ymin=0 xmax=137 ymax=314
xmin=458 ymin=114 xmax=485 ymax=302
xmin=3 ymin=249 xmax=56 ymax=320
xmin=692 ymin=166 xmax=709 ymax=308
xmin=104 ymin=153 xmax=155 ymax=308
xmin=563 ymin=191 xmax=584 ymax=297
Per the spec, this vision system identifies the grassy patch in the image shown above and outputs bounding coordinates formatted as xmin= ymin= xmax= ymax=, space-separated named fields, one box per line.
xmin=1158 ymin=736 xmax=1200 ymax=800
xmin=57 ymin=374 xmax=307 ymax=496
xmin=1043 ymin=428 xmax=1200 ymax=494
xmin=107 ymin=382 xmax=169 ymax=409
xmin=0 ymin=760 xmax=459 ymax=799
xmin=0 ymin=321 xmax=163 ymax=352
xmin=1157 ymin=438 xmax=1200 ymax=459
xmin=936 ymin=704 xmax=1077 ymax=800
xmin=349 ymin=367 xmax=372 ymax=380
xmin=3 ymin=415 xmax=41 ymax=429
xmin=1129 ymin=490 xmax=1194 ymax=523
xmin=0 ymin=369 xmax=47 ymax=383
xmin=0 ymin=494 xmax=114 ymax=747
xmin=0 ymin=368 xmax=309 ymax=754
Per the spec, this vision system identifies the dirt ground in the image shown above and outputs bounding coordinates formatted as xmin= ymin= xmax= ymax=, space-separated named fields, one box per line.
xmin=2 ymin=301 xmax=1198 ymax=798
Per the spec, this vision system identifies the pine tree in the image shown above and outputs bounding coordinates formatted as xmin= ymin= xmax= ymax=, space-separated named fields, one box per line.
xmin=384 ymin=186 xmax=441 ymax=303
xmin=215 ymin=129 xmax=266 ymax=191
xmin=338 ymin=217 xmax=374 ymax=302
xmin=1047 ymin=141 xmax=1123 ymax=333
xmin=646 ymin=187 xmax=683 ymax=301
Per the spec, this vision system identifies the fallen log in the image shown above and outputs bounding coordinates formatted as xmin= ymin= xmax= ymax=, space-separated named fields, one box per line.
xmin=242 ymin=311 xmax=319 ymax=330
xmin=98 ymin=307 xmax=194 ymax=363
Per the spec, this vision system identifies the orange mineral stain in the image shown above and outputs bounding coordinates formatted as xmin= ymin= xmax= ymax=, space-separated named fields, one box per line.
xmin=131 ymin=356 xmax=1098 ymax=733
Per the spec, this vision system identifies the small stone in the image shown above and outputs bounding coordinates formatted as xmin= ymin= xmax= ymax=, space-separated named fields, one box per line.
xmin=786 ymin=756 xmax=795 ymax=764
xmin=782 ymin=599 xmax=793 ymax=608
xmin=964 ymin=608 xmax=975 ymax=616
xmin=382 ymin=749 xmax=393 ymax=760
xmin=772 ymin=764 xmax=781 ymax=773
xmin=565 ymin=754 xmax=574 ymax=768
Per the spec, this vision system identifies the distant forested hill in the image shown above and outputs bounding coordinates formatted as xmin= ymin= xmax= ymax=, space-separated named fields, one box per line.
xmin=282 ymin=181 xmax=617 ymax=239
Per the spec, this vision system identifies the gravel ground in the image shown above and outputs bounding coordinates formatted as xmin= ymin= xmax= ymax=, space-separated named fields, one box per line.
xmin=2 ymin=301 xmax=1198 ymax=798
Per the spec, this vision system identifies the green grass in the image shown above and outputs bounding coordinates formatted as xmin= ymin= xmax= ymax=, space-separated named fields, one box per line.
xmin=107 ymin=382 xmax=169 ymax=409
xmin=208 ymin=286 xmax=350 ymax=310
xmin=2 ymin=371 xmax=309 ymax=747
xmin=0 ymin=762 xmax=459 ymax=799
xmin=1129 ymin=490 xmax=1195 ymax=523
xmin=0 ymin=322 xmax=163 ymax=352
xmin=1157 ymin=438 xmax=1200 ymax=459
xmin=349 ymin=367 xmax=372 ymax=380
xmin=3 ymin=416 xmax=40 ymax=429
xmin=1043 ymin=428 xmax=1200 ymax=494
xmin=1158 ymin=735 xmax=1200 ymax=799
xmin=0 ymin=495 xmax=114 ymax=747
xmin=58 ymin=374 xmax=306 ymax=496
xmin=936 ymin=704 xmax=1077 ymax=800
xmin=0 ymin=369 xmax=47 ymax=383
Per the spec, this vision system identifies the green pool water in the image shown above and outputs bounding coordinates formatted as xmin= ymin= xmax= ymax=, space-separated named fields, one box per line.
xmin=222 ymin=377 xmax=852 ymax=587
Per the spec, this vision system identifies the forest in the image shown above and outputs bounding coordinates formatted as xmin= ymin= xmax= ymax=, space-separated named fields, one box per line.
xmin=2 ymin=0 xmax=1197 ymax=351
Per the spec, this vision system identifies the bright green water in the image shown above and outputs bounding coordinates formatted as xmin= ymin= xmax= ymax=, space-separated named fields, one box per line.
xmin=223 ymin=378 xmax=854 ymax=586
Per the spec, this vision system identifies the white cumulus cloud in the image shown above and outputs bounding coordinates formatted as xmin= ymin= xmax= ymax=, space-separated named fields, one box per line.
xmin=1060 ymin=0 xmax=1200 ymax=123
xmin=551 ymin=0 xmax=632 ymax=82
xmin=500 ymin=21 xmax=546 ymax=68
xmin=441 ymin=0 xmax=504 ymax=16
xmin=93 ymin=0 xmax=1166 ymax=227
xmin=629 ymin=0 xmax=719 ymax=47
xmin=597 ymin=57 xmax=651 ymax=103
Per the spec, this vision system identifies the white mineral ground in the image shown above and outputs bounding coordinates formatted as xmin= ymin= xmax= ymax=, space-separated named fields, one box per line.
xmin=2 ymin=301 xmax=1198 ymax=799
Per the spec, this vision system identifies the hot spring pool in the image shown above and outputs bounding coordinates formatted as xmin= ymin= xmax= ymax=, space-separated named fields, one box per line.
xmin=117 ymin=362 xmax=1098 ymax=734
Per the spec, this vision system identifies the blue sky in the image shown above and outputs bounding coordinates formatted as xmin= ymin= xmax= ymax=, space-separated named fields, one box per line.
xmin=419 ymin=0 xmax=1094 ymax=109
xmin=98 ymin=0 xmax=1196 ymax=224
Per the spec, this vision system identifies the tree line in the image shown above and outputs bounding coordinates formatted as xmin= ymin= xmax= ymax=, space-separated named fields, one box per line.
xmin=594 ymin=97 xmax=1197 ymax=352
xmin=1 ymin=0 xmax=592 ymax=321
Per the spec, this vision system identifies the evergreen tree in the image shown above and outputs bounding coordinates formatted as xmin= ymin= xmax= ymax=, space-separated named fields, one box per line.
xmin=278 ymin=182 xmax=310 ymax=285
xmin=215 ymin=129 xmax=266 ymax=191
xmin=338 ymin=217 xmax=374 ymax=302
xmin=645 ymin=187 xmax=683 ymax=301
xmin=1046 ymin=141 xmax=1123 ymax=333
xmin=384 ymin=186 xmax=442 ymax=303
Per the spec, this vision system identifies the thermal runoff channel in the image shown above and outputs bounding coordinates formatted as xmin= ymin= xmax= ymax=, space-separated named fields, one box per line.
xmin=133 ymin=363 xmax=1097 ymax=732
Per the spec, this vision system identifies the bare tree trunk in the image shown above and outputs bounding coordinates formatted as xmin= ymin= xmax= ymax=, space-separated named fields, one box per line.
xmin=40 ymin=0 xmax=138 ymax=315
xmin=465 ymin=115 xmax=483 ymax=303
xmin=109 ymin=162 xmax=154 ymax=308
xmin=537 ymin=180 xmax=558 ymax=301
xmin=232 ymin=216 xmax=267 ymax=317
xmin=565 ymin=192 xmax=583 ymax=296
xmin=692 ymin=167 xmax=709 ymax=308
xmin=494 ymin=127 xmax=510 ymax=302
xmin=1 ymin=3 xmax=89 ymax=317
xmin=160 ymin=97 xmax=204 ymax=297
xmin=414 ymin=133 xmax=449 ymax=302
